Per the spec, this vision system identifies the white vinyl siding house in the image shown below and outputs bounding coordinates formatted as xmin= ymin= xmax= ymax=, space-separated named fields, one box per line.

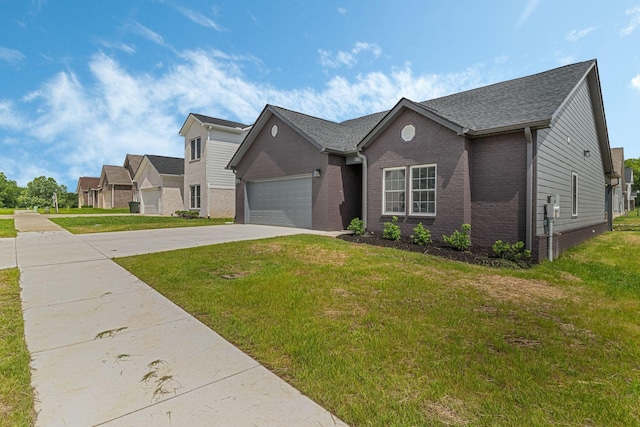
xmin=179 ymin=113 xmax=251 ymax=218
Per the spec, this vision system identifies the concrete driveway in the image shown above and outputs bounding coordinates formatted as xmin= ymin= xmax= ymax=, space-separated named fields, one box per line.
xmin=13 ymin=212 xmax=348 ymax=426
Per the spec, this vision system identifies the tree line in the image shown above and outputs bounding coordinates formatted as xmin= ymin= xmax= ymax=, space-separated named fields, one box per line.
xmin=0 ymin=173 xmax=77 ymax=209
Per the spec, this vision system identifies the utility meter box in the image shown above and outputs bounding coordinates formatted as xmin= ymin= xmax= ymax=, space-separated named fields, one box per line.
xmin=545 ymin=194 xmax=560 ymax=219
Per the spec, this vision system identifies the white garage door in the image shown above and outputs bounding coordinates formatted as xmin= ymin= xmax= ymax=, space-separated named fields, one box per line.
xmin=141 ymin=189 xmax=160 ymax=214
xmin=246 ymin=176 xmax=312 ymax=228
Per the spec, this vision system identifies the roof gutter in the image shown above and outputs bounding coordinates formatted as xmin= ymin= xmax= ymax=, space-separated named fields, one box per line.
xmin=462 ymin=119 xmax=550 ymax=137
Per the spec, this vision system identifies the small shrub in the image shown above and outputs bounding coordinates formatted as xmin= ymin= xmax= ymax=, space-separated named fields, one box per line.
xmin=410 ymin=223 xmax=431 ymax=246
xmin=175 ymin=210 xmax=200 ymax=219
xmin=443 ymin=224 xmax=471 ymax=251
xmin=492 ymin=240 xmax=531 ymax=261
xmin=382 ymin=216 xmax=401 ymax=241
xmin=347 ymin=217 xmax=365 ymax=235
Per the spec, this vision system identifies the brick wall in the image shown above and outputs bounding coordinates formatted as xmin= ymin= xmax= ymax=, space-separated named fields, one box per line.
xmin=470 ymin=132 xmax=527 ymax=247
xmin=364 ymin=109 xmax=471 ymax=239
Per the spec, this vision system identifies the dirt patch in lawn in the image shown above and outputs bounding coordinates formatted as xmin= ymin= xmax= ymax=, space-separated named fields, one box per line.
xmin=459 ymin=274 xmax=569 ymax=304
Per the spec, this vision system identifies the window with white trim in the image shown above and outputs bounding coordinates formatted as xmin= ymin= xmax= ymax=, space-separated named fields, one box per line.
xmin=190 ymin=137 xmax=201 ymax=161
xmin=410 ymin=165 xmax=437 ymax=216
xmin=383 ymin=167 xmax=406 ymax=214
xmin=571 ymin=172 xmax=578 ymax=217
xmin=190 ymin=184 xmax=201 ymax=209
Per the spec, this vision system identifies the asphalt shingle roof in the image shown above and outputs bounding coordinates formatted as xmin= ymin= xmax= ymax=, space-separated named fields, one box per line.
xmin=192 ymin=113 xmax=249 ymax=129
xmin=272 ymin=106 xmax=388 ymax=152
xmin=418 ymin=60 xmax=595 ymax=132
xmin=77 ymin=177 xmax=100 ymax=191
xmin=102 ymin=165 xmax=133 ymax=185
xmin=146 ymin=155 xmax=184 ymax=175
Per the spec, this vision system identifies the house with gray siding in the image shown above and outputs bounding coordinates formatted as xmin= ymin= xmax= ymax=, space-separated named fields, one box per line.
xmin=179 ymin=113 xmax=251 ymax=218
xmin=228 ymin=59 xmax=615 ymax=261
xmin=625 ymin=167 xmax=636 ymax=211
xmin=611 ymin=148 xmax=626 ymax=217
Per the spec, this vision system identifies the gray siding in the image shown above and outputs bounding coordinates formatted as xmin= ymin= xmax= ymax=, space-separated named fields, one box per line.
xmin=535 ymin=79 xmax=606 ymax=235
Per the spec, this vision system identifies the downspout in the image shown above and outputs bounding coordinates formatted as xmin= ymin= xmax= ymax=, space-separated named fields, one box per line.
xmin=111 ymin=183 xmax=115 ymax=209
xmin=356 ymin=152 xmax=368 ymax=228
xmin=524 ymin=127 xmax=534 ymax=249
xmin=206 ymin=129 xmax=211 ymax=218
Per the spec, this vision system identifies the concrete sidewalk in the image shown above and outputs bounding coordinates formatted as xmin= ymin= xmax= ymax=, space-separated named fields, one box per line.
xmin=16 ymin=212 xmax=347 ymax=426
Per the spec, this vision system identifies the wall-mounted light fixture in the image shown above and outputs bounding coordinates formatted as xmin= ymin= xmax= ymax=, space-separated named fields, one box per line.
xmin=313 ymin=169 xmax=321 ymax=178
xmin=583 ymin=150 xmax=591 ymax=158
xmin=235 ymin=177 xmax=242 ymax=184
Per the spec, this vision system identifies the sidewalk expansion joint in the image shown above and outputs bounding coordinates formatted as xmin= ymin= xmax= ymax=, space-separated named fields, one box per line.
xmin=22 ymin=287 xmax=155 ymax=311
xmin=91 ymin=365 xmax=262 ymax=427
xmin=30 ymin=316 xmax=193 ymax=355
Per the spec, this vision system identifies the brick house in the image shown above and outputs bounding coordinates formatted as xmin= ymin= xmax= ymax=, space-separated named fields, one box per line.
xmin=228 ymin=60 xmax=616 ymax=261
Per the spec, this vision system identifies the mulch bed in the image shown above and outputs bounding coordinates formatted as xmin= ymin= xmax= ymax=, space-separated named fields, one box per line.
xmin=338 ymin=233 xmax=532 ymax=269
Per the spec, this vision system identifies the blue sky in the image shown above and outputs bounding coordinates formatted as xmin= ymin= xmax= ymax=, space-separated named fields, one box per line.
xmin=1 ymin=0 xmax=639 ymax=190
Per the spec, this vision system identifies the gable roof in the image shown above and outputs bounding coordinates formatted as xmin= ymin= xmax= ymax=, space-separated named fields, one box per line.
xmin=227 ymin=105 xmax=388 ymax=168
xmin=123 ymin=154 xmax=144 ymax=178
xmin=99 ymin=165 xmax=133 ymax=187
xmin=418 ymin=60 xmax=595 ymax=134
xmin=76 ymin=177 xmax=100 ymax=193
xmin=145 ymin=155 xmax=184 ymax=175
xmin=178 ymin=112 xmax=251 ymax=136
xmin=229 ymin=60 xmax=614 ymax=177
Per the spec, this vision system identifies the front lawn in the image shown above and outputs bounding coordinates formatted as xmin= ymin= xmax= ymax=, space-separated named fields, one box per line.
xmin=50 ymin=215 xmax=232 ymax=234
xmin=116 ymin=232 xmax=640 ymax=426
xmin=40 ymin=207 xmax=130 ymax=215
xmin=613 ymin=212 xmax=640 ymax=230
xmin=0 ymin=209 xmax=14 ymax=215
xmin=0 ymin=268 xmax=34 ymax=426
xmin=0 ymin=220 xmax=16 ymax=238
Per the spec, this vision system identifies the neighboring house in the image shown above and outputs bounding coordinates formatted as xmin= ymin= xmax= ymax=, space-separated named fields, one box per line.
xmin=76 ymin=177 xmax=99 ymax=207
xmin=124 ymin=154 xmax=144 ymax=198
xmin=133 ymin=155 xmax=184 ymax=215
xmin=228 ymin=59 xmax=615 ymax=262
xmin=179 ymin=113 xmax=251 ymax=218
xmin=97 ymin=165 xmax=135 ymax=209
xmin=611 ymin=148 xmax=625 ymax=217
xmin=625 ymin=167 xmax=636 ymax=211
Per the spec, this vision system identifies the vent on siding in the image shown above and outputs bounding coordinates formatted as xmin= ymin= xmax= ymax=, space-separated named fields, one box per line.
xmin=271 ymin=125 xmax=278 ymax=137
xmin=401 ymin=124 xmax=416 ymax=142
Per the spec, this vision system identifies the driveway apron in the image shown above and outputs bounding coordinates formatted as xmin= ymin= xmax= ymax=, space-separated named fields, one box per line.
xmin=15 ymin=212 xmax=347 ymax=426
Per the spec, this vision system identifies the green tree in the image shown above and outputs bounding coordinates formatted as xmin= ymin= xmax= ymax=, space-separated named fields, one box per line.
xmin=624 ymin=158 xmax=640 ymax=193
xmin=0 ymin=172 xmax=20 ymax=208
xmin=17 ymin=176 xmax=68 ymax=208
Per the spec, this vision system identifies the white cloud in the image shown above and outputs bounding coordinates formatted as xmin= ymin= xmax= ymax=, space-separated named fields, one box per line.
xmin=0 ymin=46 xmax=25 ymax=64
xmin=0 ymin=100 xmax=22 ymax=129
xmin=175 ymin=6 xmax=224 ymax=31
xmin=515 ymin=0 xmax=541 ymax=30
xmin=319 ymin=42 xmax=382 ymax=69
xmin=621 ymin=6 xmax=640 ymax=36
xmin=130 ymin=22 xmax=169 ymax=48
xmin=632 ymin=73 xmax=640 ymax=92
xmin=566 ymin=26 xmax=596 ymax=41
xmin=0 ymin=47 xmax=488 ymax=188
xmin=97 ymin=40 xmax=136 ymax=54
xmin=338 ymin=7 xmax=347 ymax=15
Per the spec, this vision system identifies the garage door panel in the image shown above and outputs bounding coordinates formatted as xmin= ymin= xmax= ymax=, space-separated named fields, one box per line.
xmin=141 ymin=189 xmax=160 ymax=214
xmin=246 ymin=177 xmax=311 ymax=228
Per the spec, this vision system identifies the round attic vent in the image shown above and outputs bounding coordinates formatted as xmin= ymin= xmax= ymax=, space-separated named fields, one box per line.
xmin=271 ymin=125 xmax=278 ymax=137
xmin=401 ymin=124 xmax=416 ymax=142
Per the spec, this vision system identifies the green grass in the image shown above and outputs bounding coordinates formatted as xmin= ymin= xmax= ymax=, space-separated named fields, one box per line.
xmin=39 ymin=207 xmax=130 ymax=215
xmin=0 ymin=220 xmax=16 ymax=238
xmin=613 ymin=212 xmax=640 ymax=230
xmin=0 ymin=269 xmax=34 ymax=426
xmin=116 ymin=232 xmax=640 ymax=426
xmin=50 ymin=215 xmax=232 ymax=234
xmin=0 ymin=209 xmax=14 ymax=215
